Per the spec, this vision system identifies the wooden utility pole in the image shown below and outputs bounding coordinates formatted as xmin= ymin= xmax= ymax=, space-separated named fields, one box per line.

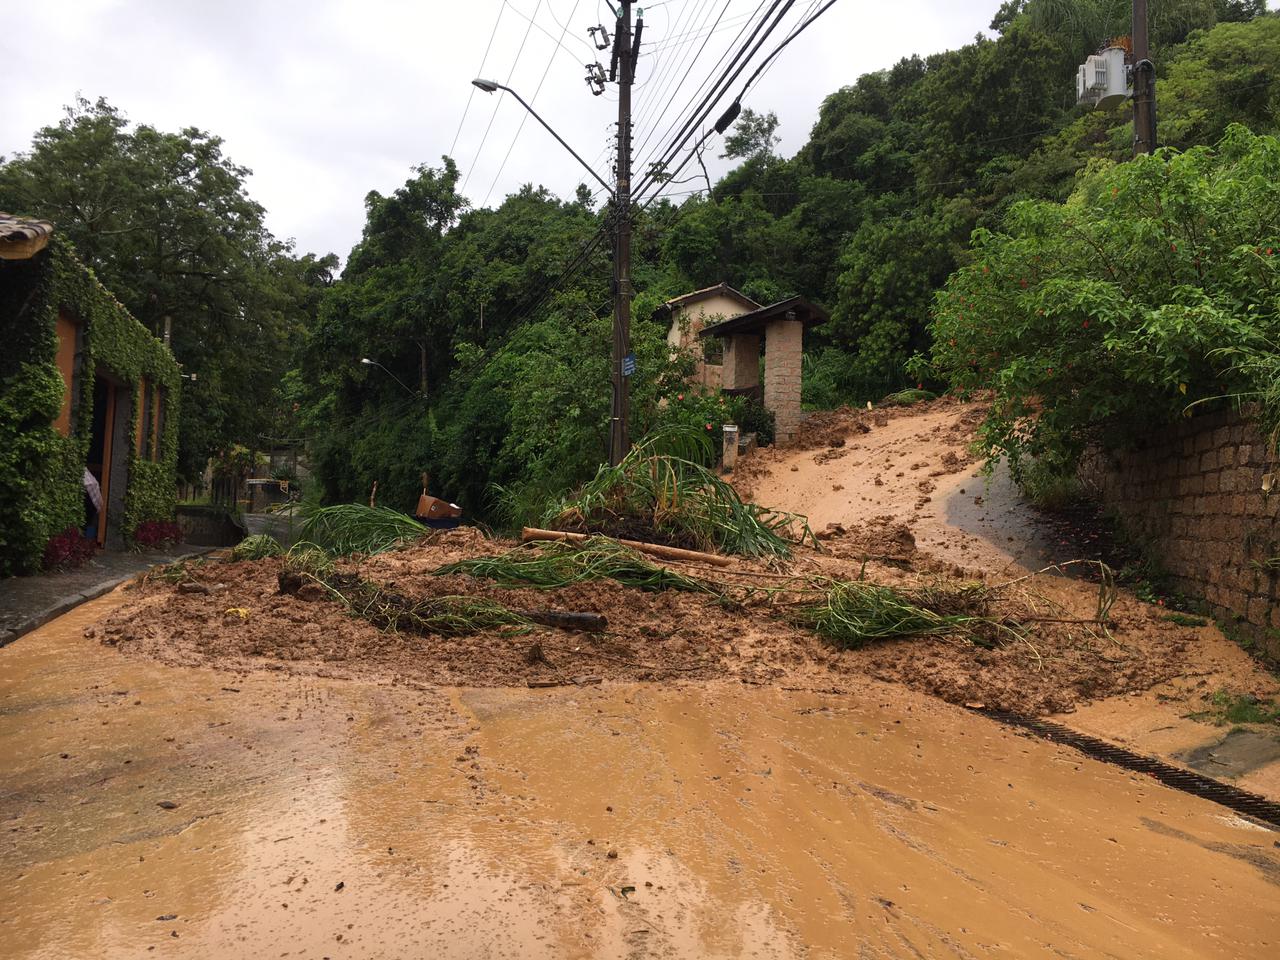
xmin=1132 ymin=0 xmax=1157 ymax=155
xmin=609 ymin=1 xmax=635 ymax=466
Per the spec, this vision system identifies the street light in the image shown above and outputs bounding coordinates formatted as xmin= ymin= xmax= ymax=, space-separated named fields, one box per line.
xmin=470 ymin=79 xmax=614 ymax=197
xmin=360 ymin=357 xmax=418 ymax=398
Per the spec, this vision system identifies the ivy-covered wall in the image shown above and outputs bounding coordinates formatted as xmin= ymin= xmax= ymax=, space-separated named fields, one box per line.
xmin=0 ymin=235 xmax=180 ymax=575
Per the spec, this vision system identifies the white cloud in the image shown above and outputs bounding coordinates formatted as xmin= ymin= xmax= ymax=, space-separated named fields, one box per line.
xmin=2 ymin=0 xmax=1181 ymax=259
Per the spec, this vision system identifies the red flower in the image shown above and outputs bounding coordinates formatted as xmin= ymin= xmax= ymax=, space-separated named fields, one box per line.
xmin=1047 ymin=367 xmax=1054 ymax=374
xmin=1082 ymin=320 xmax=1089 ymax=328
xmin=705 ymin=422 xmax=713 ymax=431
xmin=677 ymin=393 xmax=684 ymax=401
xmin=1170 ymin=243 xmax=1177 ymax=252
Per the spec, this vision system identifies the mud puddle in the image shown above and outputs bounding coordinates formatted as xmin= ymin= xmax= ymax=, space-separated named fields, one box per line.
xmin=2 ymin=593 xmax=1279 ymax=958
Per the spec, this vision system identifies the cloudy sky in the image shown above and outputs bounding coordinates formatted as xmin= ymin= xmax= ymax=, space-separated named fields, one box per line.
xmin=0 ymin=1 xmax=1168 ymax=258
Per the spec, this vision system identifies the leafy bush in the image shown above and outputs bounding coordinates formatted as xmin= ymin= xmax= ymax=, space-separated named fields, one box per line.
xmin=651 ymin=390 xmax=777 ymax=458
xmin=42 ymin=526 xmax=98 ymax=571
xmin=132 ymin=520 xmax=182 ymax=549
xmin=230 ymin=534 xmax=283 ymax=561
xmin=929 ymin=125 xmax=1280 ymax=480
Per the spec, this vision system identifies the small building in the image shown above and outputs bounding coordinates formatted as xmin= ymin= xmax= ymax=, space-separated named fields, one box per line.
xmin=698 ymin=296 xmax=828 ymax=442
xmin=657 ymin=283 xmax=761 ymax=391
xmin=0 ymin=213 xmax=181 ymax=574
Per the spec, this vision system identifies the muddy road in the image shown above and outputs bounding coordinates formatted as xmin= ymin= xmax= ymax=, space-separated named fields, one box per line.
xmin=3 ymin=593 xmax=1279 ymax=958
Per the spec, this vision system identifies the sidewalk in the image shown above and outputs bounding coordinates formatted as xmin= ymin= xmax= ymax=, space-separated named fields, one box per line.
xmin=0 ymin=544 xmax=211 ymax=647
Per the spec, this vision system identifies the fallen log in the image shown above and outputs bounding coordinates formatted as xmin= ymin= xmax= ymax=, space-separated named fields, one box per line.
xmin=520 ymin=527 xmax=733 ymax=568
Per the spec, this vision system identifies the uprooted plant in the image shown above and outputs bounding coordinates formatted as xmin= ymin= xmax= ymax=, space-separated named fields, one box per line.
xmin=542 ymin=427 xmax=812 ymax=558
xmin=280 ymin=544 xmax=530 ymax=636
xmin=435 ymin=536 xmax=714 ymax=594
xmin=298 ymin=503 xmax=427 ymax=556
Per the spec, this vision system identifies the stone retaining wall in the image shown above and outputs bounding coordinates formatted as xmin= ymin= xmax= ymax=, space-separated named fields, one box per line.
xmin=1082 ymin=408 xmax=1278 ymax=658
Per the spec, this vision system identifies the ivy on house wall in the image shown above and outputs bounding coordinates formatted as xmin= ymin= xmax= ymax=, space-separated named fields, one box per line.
xmin=0 ymin=235 xmax=180 ymax=575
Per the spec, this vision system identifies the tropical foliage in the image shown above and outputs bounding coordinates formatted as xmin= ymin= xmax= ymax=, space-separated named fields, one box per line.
xmin=3 ymin=6 xmax=1276 ymax=526
xmin=929 ymin=124 xmax=1280 ymax=479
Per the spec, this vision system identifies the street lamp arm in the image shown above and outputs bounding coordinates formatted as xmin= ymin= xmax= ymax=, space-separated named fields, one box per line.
xmin=361 ymin=358 xmax=419 ymax=398
xmin=472 ymin=79 xmax=615 ymax=198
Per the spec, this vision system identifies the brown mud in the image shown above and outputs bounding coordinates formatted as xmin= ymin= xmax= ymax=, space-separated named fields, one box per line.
xmin=94 ymin=399 xmax=1269 ymax=719
xmin=3 ymin=595 xmax=1279 ymax=959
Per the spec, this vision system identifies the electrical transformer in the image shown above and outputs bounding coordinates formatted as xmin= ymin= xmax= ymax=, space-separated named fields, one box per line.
xmin=1077 ymin=46 xmax=1130 ymax=110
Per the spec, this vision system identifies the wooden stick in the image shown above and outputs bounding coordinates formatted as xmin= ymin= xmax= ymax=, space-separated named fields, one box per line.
xmin=521 ymin=527 xmax=733 ymax=567
xmin=516 ymin=608 xmax=608 ymax=632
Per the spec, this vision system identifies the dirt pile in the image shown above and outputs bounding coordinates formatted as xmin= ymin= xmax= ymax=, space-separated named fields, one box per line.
xmin=93 ymin=522 xmax=1206 ymax=715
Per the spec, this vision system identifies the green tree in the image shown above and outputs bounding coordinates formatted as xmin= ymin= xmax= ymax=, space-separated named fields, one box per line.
xmin=721 ymin=108 xmax=781 ymax=161
xmin=0 ymin=97 xmax=324 ymax=479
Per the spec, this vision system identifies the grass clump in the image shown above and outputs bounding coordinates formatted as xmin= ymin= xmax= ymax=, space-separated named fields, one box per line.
xmin=231 ymin=534 xmax=283 ymax=562
xmin=880 ymin=388 xmax=936 ymax=407
xmin=543 ymin=427 xmax=811 ymax=558
xmin=436 ymin=536 xmax=712 ymax=593
xmin=299 ymin=503 xmax=426 ymax=556
xmin=1163 ymin=612 xmax=1209 ymax=627
xmin=792 ymin=579 xmax=1004 ymax=649
xmin=1188 ymin=690 xmax=1280 ymax=727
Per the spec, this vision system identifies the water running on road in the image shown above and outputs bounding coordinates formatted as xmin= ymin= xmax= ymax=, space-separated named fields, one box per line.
xmin=2 ymin=594 xmax=1277 ymax=958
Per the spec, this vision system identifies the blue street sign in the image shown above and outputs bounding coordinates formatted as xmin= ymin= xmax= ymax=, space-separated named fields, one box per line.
xmin=622 ymin=353 xmax=636 ymax=377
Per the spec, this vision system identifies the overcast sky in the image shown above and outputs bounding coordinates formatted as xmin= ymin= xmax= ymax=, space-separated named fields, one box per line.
xmin=2 ymin=1 xmax=1236 ymax=260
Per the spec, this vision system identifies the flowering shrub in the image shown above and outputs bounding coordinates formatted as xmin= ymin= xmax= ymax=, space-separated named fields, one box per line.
xmin=927 ymin=125 xmax=1280 ymax=482
xmin=132 ymin=519 xmax=183 ymax=549
xmin=653 ymin=391 xmax=775 ymax=459
xmin=42 ymin=526 xmax=98 ymax=571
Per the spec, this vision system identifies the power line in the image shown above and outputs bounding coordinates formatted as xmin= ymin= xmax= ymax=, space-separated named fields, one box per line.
xmin=482 ymin=0 xmax=584 ymax=208
xmin=735 ymin=0 xmax=837 ymax=100
xmin=630 ymin=0 xmax=713 ymax=128
xmin=450 ymin=2 xmax=508 ymax=159
xmin=632 ymin=0 xmax=739 ymax=170
xmin=461 ymin=0 xmax=546 ymax=195
xmin=633 ymin=0 xmax=795 ymax=201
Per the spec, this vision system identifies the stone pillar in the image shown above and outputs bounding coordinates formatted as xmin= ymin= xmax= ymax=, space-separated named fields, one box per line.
xmin=722 ymin=333 xmax=760 ymax=390
xmin=764 ymin=318 xmax=803 ymax=441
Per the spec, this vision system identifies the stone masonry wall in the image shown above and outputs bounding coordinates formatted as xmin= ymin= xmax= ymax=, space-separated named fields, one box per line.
xmin=1081 ymin=408 xmax=1279 ymax=658
xmin=764 ymin=319 xmax=803 ymax=441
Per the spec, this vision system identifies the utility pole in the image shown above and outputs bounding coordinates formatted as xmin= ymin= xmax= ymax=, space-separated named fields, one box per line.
xmin=609 ymin=1 xmax=635 ymax=466
xmin=1131 ymin=0 xmax=1156 ymax=156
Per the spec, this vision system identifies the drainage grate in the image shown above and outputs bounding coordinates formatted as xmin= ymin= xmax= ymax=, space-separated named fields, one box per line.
xmin=979 ymin=709 xmax=1280 ymax=829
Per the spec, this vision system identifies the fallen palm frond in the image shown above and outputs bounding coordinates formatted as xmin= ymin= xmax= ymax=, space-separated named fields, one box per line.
xmin=791 ymin=578 xmax=1006 ymax=649
xmin=298 ymin=503 xmax=426 ymax=556
xmin=435 ymin=537 xmax=715 ymax=593
xmin=543 ymin=427 xmax=812 ymax=558
xmin=281 ymin=550 xmax=529 ymax=636
xmin=230 ymin=534 xmax=283 ymax=562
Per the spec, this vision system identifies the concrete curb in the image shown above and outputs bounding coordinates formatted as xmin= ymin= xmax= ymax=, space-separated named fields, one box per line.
xmin=0 ymin=548 xmax=214 ymax=649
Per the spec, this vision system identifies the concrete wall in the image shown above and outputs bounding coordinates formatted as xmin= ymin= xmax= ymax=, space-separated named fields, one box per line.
xmin=1082 ymin=408 xmax=1279 ymax=656
xmin=665 ymin=293 xmax=750 ymax=350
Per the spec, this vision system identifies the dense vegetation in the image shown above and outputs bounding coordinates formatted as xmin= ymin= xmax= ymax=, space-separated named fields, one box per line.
xmin=3 ymin=2 xmax=1275 ymax=519
xmin=929 ymin=125 xmax=1280 ymax=491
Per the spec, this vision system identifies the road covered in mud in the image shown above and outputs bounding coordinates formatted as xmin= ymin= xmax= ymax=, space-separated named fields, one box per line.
xmin=2 ymin=593 xmax=1279 ymax=958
